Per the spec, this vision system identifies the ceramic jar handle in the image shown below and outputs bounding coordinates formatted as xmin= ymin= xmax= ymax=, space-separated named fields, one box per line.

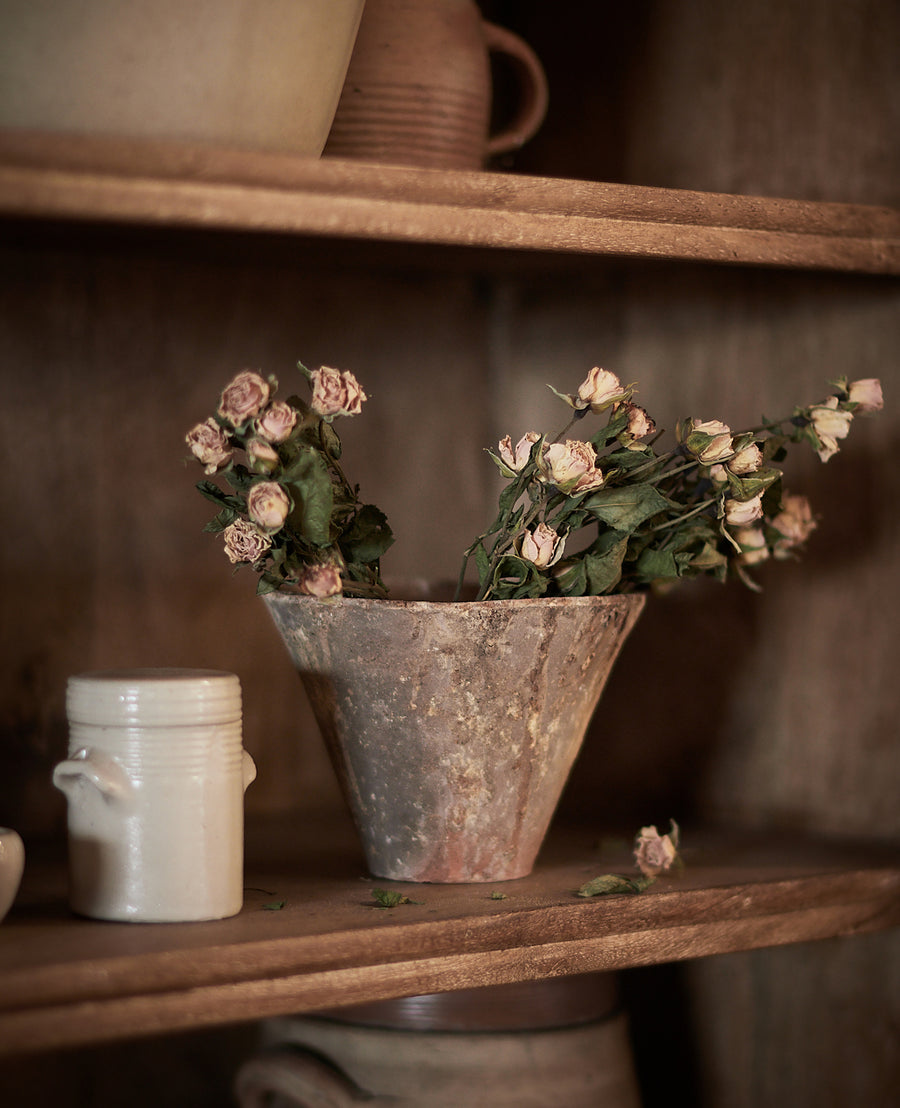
xmin=242 ymin=748 xmax=258 ymax=791
xmin=483 ymin=21 xmax=549 ymax=157
xmin=235 ymin=1048 xmax=375 ymax=1107
xmin=53 ymin=748 xmax=133 ymax=805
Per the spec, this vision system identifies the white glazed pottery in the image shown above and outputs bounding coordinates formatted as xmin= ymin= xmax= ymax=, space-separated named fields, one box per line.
xmin=0 ymin=0 xmax=366 ymax=157
xmin=0 ymin=828 xmax=25 ymax=922
xmin=54 ymin=668 xmax=256 ymax=922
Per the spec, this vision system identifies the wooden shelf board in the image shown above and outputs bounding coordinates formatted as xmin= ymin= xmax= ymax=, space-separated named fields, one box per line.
xmin=1 ymin=130 xmax=898 ymax=273
xmin=1 ymin=820 xmax=897 ymax=1056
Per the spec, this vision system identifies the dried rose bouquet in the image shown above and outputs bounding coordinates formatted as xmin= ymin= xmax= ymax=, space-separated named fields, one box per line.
xmin=186 ymin=363 xmax=392 ymax=598
xmin=186 ymin=361 xmax=882 ymax=600
xmin=458 ymin=369 xmax=883 ymax=600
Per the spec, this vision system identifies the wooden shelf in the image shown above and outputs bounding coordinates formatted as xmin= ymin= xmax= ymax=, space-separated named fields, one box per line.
xmin=1 ymin=819 xmax=897 ymax=1057
xmin=1 ymin=130 xmax=898 ymax=273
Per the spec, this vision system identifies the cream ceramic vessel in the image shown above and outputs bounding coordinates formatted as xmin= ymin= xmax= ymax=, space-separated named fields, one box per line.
xmin=54 ymin=669 xmax=256 ymax=922
xmin=0 ymin=828 xmax=25 ymax=922
xmin=0 ymin=0 xmax=366 ymax=157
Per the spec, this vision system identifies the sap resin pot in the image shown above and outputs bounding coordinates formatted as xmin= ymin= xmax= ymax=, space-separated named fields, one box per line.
xmin=264 ymin=587 xmax=644 ymax=883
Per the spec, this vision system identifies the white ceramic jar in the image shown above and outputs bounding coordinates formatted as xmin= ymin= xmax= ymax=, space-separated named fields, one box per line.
xmin=54 ymin=669 xmax=256 ymax=922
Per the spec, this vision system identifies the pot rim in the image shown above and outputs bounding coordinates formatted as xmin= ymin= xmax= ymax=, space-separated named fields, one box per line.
xmin=262 ymin=588 xmax=647 ymax=612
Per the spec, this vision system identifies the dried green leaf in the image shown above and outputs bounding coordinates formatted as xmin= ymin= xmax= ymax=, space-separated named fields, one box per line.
xmin=340 ymin=504 xmax=395 ymax=565
xmin=371 ymin=888 xmax=421 ymax=909
xmin=576 ymin=873 xmax=656 ymax=898
xmin=581 ymin=484 xmax=670 ymax=533
xmin=262 ymin=900 xmax=286 ymax=911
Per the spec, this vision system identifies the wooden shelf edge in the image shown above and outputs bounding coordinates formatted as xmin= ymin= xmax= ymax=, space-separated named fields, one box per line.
xmin=1 ymin=130 xmax=897 ymax=273
xmin=1 ymin=826 xmax=897 ymax=1056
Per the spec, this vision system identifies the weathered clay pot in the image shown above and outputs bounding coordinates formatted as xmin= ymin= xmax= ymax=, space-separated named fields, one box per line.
xmin=263 ymin=587 xmax=644 ymax=882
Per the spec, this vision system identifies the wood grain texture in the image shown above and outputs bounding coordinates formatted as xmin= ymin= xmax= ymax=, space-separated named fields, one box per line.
xmin=0 ymin=130 xmax=896 ymax=272
xmin=0 ymin=823 xmax=896 ymax=1055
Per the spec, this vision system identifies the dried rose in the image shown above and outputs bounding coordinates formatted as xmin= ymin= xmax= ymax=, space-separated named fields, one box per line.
xmin=576 ymin=367 xmax=631 ymax=412
xmin=810 ymin=396 xmax=853 ymax=462
xmin=256 ymin=400 xmax=299 ymax=443
xmin=246 ymin=437 xmax=279 ymax=474
xmin=634 ymin=822 xmax=679 ymax=877
xmin=541 ymin=440 xmax=605 ymax=494
xmin=725 ymin=493 xmax=764 ymax=526
xmin=309 ymin=366 xmax=367 ymax=419
xmin=247 ymin=481 xmax=290 ymax=531
xmin=520 ymin=522 xmax=566 ymax=568
xmin=223 ymin=518 xmax=271 ymax=564
xmin=298 ymin=564 xmax=343 ymax=598
xmin=186 ymin=418 xmax=232 ymax=474
xmin=498 ymin=431 xmax=541 ymax=473
xmin=728 ymin=442 xmax=763 ymax=475
xmin=771 ymin=493 xmax=817 ymax=558
xmin=848 ymin=378 xmax=883 ymax=413
xmin=218 ymin=371 xmax=270 ymax=426
xmin=683 ymin=418 xmax=734 ymax=464
xmin=735 ymin=525 xmax=770 ymax=566
xmin=622 ymin=402 xmax=656 ymax=440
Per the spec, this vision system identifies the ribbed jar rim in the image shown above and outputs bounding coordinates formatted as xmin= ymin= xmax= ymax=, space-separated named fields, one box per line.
xmin=66 ymin=668 xmax=241 ymax=727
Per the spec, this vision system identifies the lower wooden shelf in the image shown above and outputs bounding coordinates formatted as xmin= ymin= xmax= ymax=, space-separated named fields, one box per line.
xmin=1 ymin=817 xmax=897 ymax=1056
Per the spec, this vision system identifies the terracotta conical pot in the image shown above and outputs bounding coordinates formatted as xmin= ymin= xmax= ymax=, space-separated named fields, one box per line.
xmin=264 ymin=587 xmax=644 ymax=883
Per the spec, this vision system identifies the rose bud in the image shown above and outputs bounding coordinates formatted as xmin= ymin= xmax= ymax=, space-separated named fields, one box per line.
xmin=247 ymin=481 xmax=290 ymax=531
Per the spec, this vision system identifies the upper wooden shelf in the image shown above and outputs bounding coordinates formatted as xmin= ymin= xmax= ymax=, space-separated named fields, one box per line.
xmin=1 ymin=130 xmax=898 ymax=273
xmin=1 ymin=818 xmax=897 ymax=1056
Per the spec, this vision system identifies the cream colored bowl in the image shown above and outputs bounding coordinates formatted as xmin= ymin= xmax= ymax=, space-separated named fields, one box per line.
xmin=0 ymin=0 xmax=365 ymax=157
xmin=0 ymin=828 xmax=24 ymax=922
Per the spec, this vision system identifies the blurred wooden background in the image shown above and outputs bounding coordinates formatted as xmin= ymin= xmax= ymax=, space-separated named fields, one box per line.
xmin=1 ymin=0 xmax=897 ymax=1104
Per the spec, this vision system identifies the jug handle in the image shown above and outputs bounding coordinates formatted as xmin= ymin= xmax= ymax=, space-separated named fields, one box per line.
xmin=53 ymin=748 xmax=132 ymax=804
xmin=483 ymin=22 xmax=549 ymax=157
xmin=235 ymin=1046 xmax=378 ymax=1107
xmin=242 ymin=748 xmax=257 ymax=792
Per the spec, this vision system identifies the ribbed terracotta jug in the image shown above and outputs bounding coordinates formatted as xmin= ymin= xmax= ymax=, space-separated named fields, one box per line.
xmin=324 ymin=0 xmax=548 ymax=169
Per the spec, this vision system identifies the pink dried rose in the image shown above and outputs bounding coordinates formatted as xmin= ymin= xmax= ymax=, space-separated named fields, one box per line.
xmin=298 ymin=564 xmax=343 ymax=598
xmin=771 ymin=493 xmax=817 ymax=558
xmin=634 ymin=822 xmax=680 ymax=877
xmin=622 ymin=402 xmax=656 ymax=440
xmin=520 ymin=522 xmax=566 ymax=568
xmin=576 ymin=367 xmax=631 ymax=412
xmin=186 ymin=418 xmax=233 ymax=474
xmin=256 ymin=400 xmax=299 ymax=443
xmin=684 ymin=418 xmax=735 ymax=464
xmin=735 ymin=525 xmax=770 ymax=566
xmin=218 ymin=370 xmax=270 ymax=426
xmin=542 ymin=439 xmax=606 ymax=493
xmin=728 ymin=442 xmax=763 ymax=475
xmin=810 ymin=396 xmax=853 ymax=462
xmin=247 ymin=481 xmax=290 ymax=531
xmin=246 ymin=437 xmax=279 ymax=474
xmin=222 ymin=518 xmax=271 ymax=564
xmin=498 ymin=431 xmax=541 ymax=473
xmin=848 ymin=377 xmax=883 ymax=413
xmin=309 ymin=366 xmax=367 ymax=419
xmin=725 ymin=493 xmax=764 ymax=527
